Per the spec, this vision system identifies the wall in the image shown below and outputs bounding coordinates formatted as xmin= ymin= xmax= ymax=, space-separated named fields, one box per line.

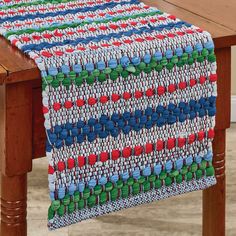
xmin=232 ymin=46 xmax=236 ymax=95
xmin=231 ymin=46 xmax=236 ymax=122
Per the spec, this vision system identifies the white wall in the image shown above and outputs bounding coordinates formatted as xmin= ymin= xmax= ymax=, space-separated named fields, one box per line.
xmin=231 ymin=46 xmax=236 ymax=122
xmin=232 ymin=46 xmax=236 ymax=95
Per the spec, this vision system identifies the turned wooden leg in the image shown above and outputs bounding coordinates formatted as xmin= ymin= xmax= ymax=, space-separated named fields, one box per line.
xmin=203 ymin=129 xmax=226 ymax=236
xmin=1 ymin=174 xmax=27 ymax=236
xmin=202 ymin=47 xmax=231 ymax=236
xmin=0 ymin=82 xmax=33 ymax=236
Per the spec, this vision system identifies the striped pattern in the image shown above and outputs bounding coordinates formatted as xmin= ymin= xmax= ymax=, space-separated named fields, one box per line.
xmin=0 ymin=0 xmax=217 ymax=230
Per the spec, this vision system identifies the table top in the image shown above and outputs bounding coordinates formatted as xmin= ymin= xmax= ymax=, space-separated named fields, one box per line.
xmin=0 ymin=0 xmax=235 ymax=84
xmin=0 ymin=65 xmax=7 ymax=84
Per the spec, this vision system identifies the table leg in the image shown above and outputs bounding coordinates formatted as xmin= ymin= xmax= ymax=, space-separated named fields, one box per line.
xmin=1 ymin=174 xmax=27 ymax=236
xmin=0 ymin=82 xmax=33 ymax=236
xmin=202 ymin=47 xmax=231 ymax=236
xmin=203 ymin=129 xmax=226 ymax=236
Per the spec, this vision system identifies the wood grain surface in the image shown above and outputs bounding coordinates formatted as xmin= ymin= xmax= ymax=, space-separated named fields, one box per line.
xmin=165 ymin=0 xmax=236 ymax=31
xmin=0 ymin=66 xmax=7 ymax=85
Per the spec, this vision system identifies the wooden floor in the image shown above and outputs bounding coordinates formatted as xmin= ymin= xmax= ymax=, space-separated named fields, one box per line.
xmin=25 ymin=124 xmax=236 ymax=236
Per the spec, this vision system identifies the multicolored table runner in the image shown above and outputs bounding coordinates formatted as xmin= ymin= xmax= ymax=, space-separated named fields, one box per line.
xmin=0 ymin=0 xmax=217 ymax=230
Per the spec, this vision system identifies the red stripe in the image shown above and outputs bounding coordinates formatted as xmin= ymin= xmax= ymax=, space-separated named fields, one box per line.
xmin=43 ymin=75 xmax=216 ymax=113
xmin=20 ymin=15 xmax=174 ymax=43
xmin=4 ymin=5 xmax=145 ymax=28
xmin=48 ymin=129 xmax=215 ymax=174
xmin=39 ymin=28 xmax=202 ymax=58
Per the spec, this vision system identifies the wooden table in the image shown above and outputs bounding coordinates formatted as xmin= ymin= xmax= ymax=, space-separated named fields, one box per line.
xmin=0 ymin=0 xmax=235 ymax=235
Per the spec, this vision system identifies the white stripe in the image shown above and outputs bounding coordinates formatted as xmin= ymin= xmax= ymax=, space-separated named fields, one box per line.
xmin=45 ymin=69 xmax=215 ymax=126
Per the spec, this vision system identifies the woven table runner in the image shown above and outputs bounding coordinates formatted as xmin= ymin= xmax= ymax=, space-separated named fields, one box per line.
xmin=0 ymin=0 xmax=217 ymax=230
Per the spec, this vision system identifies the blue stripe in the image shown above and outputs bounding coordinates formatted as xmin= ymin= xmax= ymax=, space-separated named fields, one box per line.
xmin=21 ymin=21 xmax=190 ymax=53
xmin=46 ymin=96 xmax=216 ymax=150
xmin=4 ymin=9 xmax=161 ymax=37
xmin=0 ymin=0 xmax=139 ymax=24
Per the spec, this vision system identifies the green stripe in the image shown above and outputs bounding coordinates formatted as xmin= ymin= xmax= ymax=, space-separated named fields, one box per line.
xmin=5 ymin=10 xmax=161 ymax=38
xmin=48 ymin=160 xmax=214 ymax=219
xmin=42 ymin=51 xmax=216 ymax=90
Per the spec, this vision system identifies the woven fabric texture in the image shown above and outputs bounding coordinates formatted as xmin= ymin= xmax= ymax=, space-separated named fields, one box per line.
xmin=0 ymin=0 xmax=217 ymax=230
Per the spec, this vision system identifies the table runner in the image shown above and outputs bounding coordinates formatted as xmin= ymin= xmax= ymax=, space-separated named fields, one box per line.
xmin=0 ymin=0 xmax=217 ymax=230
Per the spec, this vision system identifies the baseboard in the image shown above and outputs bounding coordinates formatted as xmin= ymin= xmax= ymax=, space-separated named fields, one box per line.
xmin=231 ymin=95 xmax=236 ymax=122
